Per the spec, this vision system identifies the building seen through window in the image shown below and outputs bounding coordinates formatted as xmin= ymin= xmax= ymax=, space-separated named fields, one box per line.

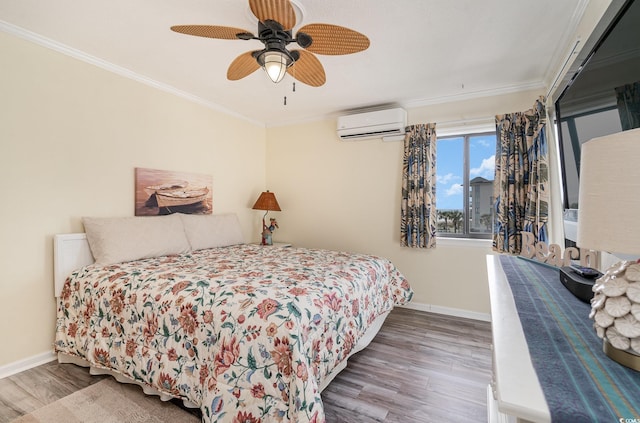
xmin=436 ymin=132 xmax=496 ymax=239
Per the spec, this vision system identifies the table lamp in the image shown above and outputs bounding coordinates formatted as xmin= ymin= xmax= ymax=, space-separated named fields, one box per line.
xmin=252 ymin=190 xmax=281 ymax=245
xmin=577 ymin=127 xmax=640 ymax=370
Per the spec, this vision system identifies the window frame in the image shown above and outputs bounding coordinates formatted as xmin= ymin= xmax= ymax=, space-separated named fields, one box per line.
xmin=436 ymin=130 xmax=496 ymax=240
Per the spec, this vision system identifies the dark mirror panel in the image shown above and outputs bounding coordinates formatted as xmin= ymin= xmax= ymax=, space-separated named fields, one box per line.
xmin=556 ymin=0 xmax=640 ymax=210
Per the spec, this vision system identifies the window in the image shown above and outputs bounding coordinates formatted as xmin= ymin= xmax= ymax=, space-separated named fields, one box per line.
xmin=436 ymin=132 xmax=496 ymax=239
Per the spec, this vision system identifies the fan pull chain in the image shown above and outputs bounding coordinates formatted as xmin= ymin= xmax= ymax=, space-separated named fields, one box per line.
xmin=283 ymin=81 xmax=296 ymax=106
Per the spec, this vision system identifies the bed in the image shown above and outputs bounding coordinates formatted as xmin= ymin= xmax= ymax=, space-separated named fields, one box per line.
xmin=53 ymin=213 xmax=413 ymax=423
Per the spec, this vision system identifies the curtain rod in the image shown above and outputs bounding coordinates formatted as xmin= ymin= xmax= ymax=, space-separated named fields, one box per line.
xmin=436 ymin=116 xmax=495 ymax=127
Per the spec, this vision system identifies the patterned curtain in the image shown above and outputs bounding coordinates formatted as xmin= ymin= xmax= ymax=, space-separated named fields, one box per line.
xmin=493 ymin=97 xmax=549 ymax=254
xmin=615 ymin=81 xmax=640 ymax=130
xmin=401 ymin=123 xmax=437 ymax=248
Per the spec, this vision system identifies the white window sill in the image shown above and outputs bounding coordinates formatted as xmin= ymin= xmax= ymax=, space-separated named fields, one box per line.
xmin=436 ymin=237 xmax=493 ymax=248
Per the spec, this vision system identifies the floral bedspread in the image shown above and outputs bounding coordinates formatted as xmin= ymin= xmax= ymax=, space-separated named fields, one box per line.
xmin=55 ymin=244 xmax=412 ymax=422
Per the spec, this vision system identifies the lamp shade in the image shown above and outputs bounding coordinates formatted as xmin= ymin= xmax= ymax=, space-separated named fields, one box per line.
xmin=577 ymin=128 xmax=640 ymax=256
xmin=252 ymin=191 xmax=281 ymax=211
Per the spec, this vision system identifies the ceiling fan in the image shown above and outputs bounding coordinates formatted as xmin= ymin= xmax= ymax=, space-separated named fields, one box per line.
xmin=170 ymin=0 xmax=370 ymax=87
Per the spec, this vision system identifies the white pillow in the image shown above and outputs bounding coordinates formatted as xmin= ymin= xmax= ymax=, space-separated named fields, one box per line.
xmin=82 ymin=214 xmax=191 ymax=265
xmin=179 ymin=213 xmax=245 ymax=250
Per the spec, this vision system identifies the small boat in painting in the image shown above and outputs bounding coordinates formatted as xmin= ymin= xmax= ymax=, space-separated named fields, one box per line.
xmin=144 ymin=181 xmax=188 ymax=197
xmin=155 ymin=186 xmax=209 ymax=208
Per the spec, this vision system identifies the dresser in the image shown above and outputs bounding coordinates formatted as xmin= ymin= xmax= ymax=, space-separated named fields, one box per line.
xmin=487 ymin=254 xmax=640 ymax=423
xmin=486 ymin=255 xmax=550 ymax=423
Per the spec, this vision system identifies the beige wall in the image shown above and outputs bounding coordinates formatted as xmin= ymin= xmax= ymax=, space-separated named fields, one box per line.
xmin=265 ymin=89 xmax=544 ymax=317
xmin=0 ymin=32 xmax=267 ymax=367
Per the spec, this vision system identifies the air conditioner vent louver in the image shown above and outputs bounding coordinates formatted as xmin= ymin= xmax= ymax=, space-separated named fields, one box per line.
xmin=337 ymin=108 xmax=407 ymax=141
xmin=339 ymin=128 xmax=404 ymax=139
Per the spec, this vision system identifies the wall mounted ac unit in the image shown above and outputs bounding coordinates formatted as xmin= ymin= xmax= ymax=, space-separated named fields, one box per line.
xmin=337 ymin=108 xmax=407 ymax=141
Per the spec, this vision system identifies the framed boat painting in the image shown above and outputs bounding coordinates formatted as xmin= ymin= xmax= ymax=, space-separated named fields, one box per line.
xmin=135 ymin=167 xmax=213 ymax=216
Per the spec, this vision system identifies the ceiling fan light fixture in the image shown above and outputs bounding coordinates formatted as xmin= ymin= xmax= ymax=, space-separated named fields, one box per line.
xmin=261 ymin=51 xmax=290 ymax=83
xmin=171 ymin=0 xmax=369 ymax=88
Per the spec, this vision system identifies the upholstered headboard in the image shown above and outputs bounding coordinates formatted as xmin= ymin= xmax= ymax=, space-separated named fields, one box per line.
xmin=53 ymin=212 xmax=247 ymax=298
xmin=53 ymin=233 xmax=94 ymax=298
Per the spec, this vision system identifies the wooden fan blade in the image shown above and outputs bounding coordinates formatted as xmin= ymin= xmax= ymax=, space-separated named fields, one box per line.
xmin=171 ymin=25 xmax=253 ymax=40
xmin=227 ymin=51 xmax=261 ymax=80
xmin=298 ymin=24 xmax=370 ymax=55
xmin=249 ymin=0 xmax=296 ymax=30
xmin=288 ymin=50 xmax=326 ymax=87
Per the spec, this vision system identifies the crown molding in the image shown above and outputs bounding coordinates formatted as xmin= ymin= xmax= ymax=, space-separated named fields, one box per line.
xmin=266 ymin=82 xmax=547 ymax=129
xmin=0 ymin=20 xmax=264 ymax=128
xmin=542 ymin=0 xmax=591 ymax=89
xmin=402 ymin=81 xmax=546 ymax=110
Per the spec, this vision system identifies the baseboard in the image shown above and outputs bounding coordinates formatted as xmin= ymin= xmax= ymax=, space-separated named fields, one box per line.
xmin=0 ymin=351 xmax=57 ymax=380
xmin=400 ymin=301 xmax=491 ymax=322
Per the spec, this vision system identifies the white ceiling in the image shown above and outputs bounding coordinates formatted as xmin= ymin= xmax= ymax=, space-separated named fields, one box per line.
xmin=0 ymin=0 xmax=587 ymax=127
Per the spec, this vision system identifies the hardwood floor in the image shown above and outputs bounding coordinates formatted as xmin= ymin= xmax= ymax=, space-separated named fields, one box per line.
xmin=323 ymin=308 xmax=492 ymax=422
xmin=0 ymin=359 xmax=108 ymax=422
xmin=0 ymin=308 xmax=492 ymax=422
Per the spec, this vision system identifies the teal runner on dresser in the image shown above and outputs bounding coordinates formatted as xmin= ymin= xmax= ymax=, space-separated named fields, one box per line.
xmin=498 ymin=255 xmax=640 ymax=422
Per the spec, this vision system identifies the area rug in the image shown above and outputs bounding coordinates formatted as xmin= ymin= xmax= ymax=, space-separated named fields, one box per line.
xmin=13 ymin=378 xmax=200 ymax=423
